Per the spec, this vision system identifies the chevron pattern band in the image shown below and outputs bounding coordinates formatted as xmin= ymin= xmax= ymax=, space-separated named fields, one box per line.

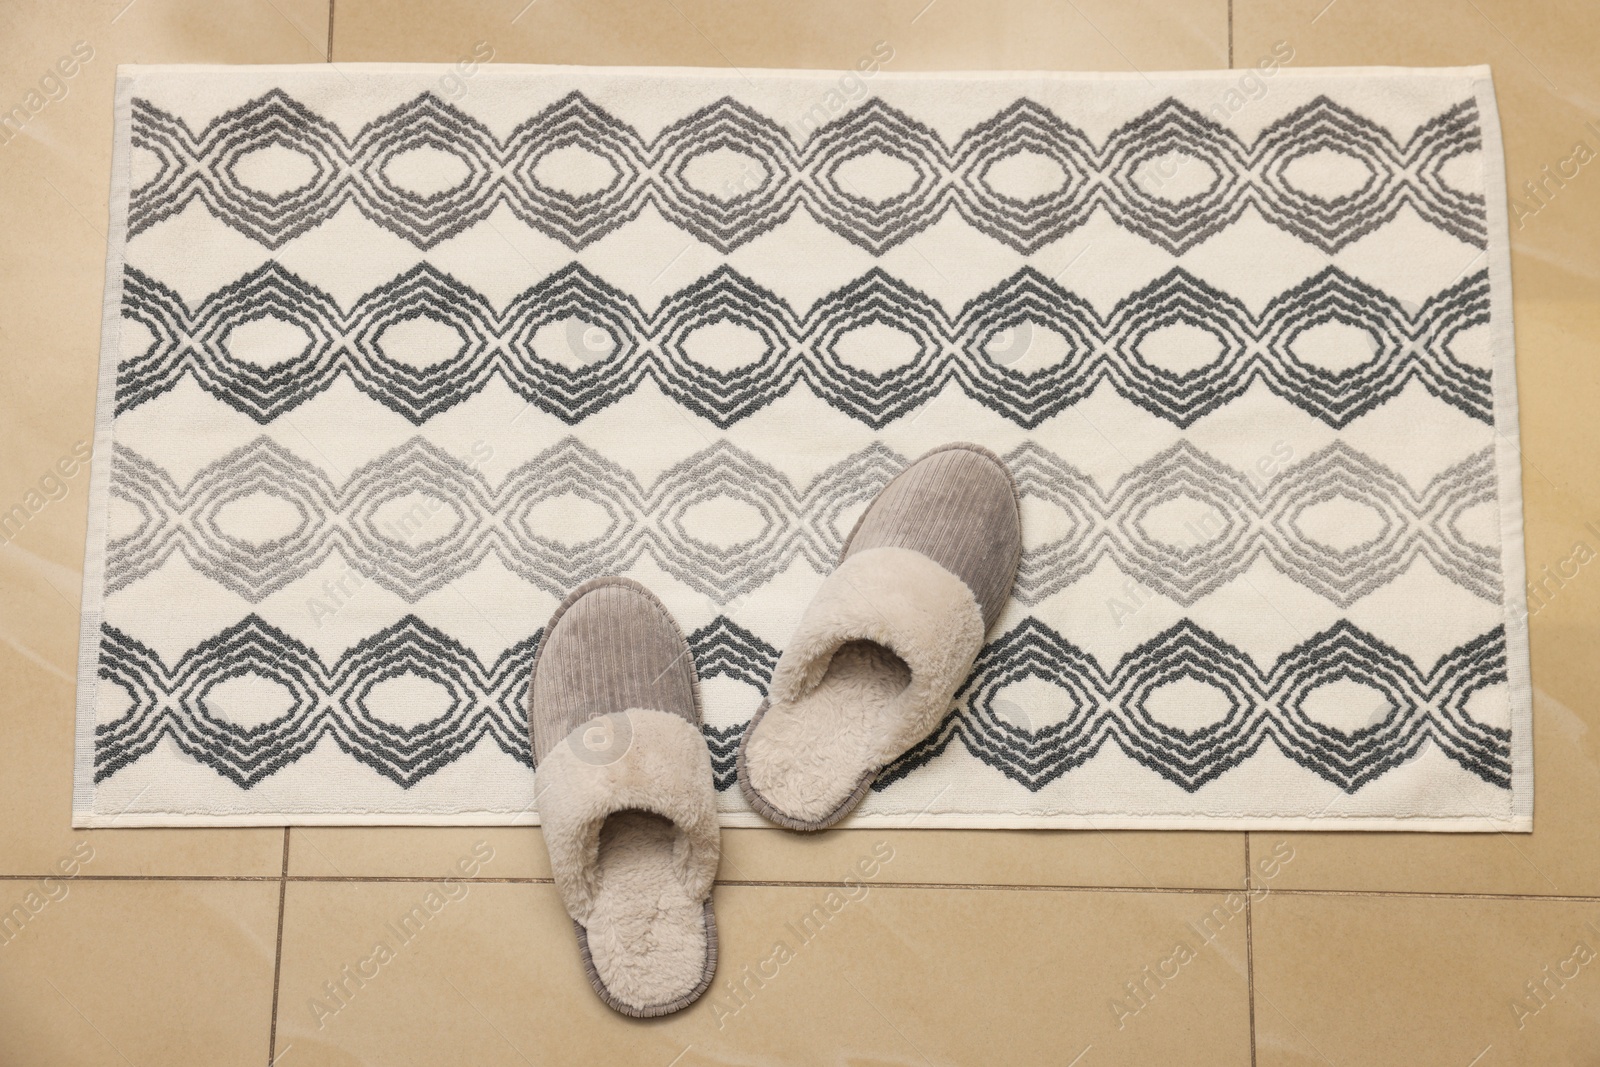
xmin=117 ymin=261 xmax=1491 ymax=428
xmin=95 ymin=614 xmax=1509 ymax=794
xmin=128 ymin=91 xmax=1486 ymax=256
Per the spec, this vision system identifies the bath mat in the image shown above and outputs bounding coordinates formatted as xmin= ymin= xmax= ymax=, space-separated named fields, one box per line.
xmin=74 ymin=62 xmax=1531 ymax=829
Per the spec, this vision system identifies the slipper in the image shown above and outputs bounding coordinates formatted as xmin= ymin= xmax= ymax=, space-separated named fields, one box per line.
xmin=736 ymin=443 xmax=1022 ymax=831
xmin=529 ymin=576 xmax=720 ymax=1018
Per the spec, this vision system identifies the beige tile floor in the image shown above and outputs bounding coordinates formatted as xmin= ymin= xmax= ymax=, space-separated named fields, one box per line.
xmin=1 ymin=0 xmax=1595 ymax=1063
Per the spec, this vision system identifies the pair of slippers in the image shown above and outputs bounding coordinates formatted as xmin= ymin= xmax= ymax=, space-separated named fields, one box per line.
xmin=528 ymin=443 xmax=1022 ymax=1017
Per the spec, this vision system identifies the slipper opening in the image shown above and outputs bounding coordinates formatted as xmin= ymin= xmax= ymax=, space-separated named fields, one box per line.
xmin=582 ymin=810 xmax=711 ymax=1014
xmin=743 ymin=639 xmax=912 ymax=823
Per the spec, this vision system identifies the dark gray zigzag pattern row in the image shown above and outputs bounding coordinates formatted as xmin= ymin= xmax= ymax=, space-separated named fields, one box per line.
xmin=106 ymin=435 xmax=1499 ymax=609
xmin=880 ymin=617 xmax=1512 ymax=793
xmin=127 ymin=90 xmax=1487 ymax=256
xmin=92 ymin=614 xmax=1510 ymax=795
xmin=116 ymin=260 xmax=1493 ymax=429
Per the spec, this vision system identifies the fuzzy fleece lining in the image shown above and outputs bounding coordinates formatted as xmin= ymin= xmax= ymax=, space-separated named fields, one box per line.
xmin=742 ymin=546 xmax=985 ymax=823
xmin=537 ymin=709 xmax=719 ymax=1011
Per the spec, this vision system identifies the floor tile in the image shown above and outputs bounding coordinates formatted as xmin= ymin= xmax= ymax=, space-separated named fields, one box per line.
xmin=0 ymin=0 xmax=335 ymax=877
xmin=0 ymin=0 xmax=334 ymax=557
xmin=291 ymin=826 xmax=552 ymax=879
xmin=1253 ymin=890 xmax=1600 ymax=1065
xmin=720 ymin=826 xmax=1246 ymax=889
xmin=1252 ymin=687 xmax=1600 ymax=897
xmin=330 ymin=0 xmax=1226 ymax=72
xmin=1235 ymin=0 xmax=1600 ymax=300
xmin=4 ymin=3 xmax=1599 ymax=1065
xmin=1233 ymin=0 xmax=1600 ymax=504
xmin=1236 ymin=0 xmax=1600 ymax=897
xmin=275 ymin=879 xmax=1251 ymax=1065
xmin=0 ymin=612 xmax=291 ymax=879
xmin=290 ymin=823 xmax=1245 ymax=889
xmin=0 ymin=879 xmax=280 ymax=1066
xmin=304 ymin=4 xmax=1232 ymax=891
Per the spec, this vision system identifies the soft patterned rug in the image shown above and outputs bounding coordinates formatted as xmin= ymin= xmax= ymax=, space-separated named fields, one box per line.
xmin=74 ymin=63 xmax=1530 ymax=829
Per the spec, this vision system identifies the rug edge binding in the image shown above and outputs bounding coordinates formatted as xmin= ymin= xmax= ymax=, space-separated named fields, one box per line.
xmin=71 ymin=64 xmax=1534 ymax=834
xmin=73 ymin=71 xmax=135 ymax=827
xmin=1475 ymin=70 xmax=1534 ymax=833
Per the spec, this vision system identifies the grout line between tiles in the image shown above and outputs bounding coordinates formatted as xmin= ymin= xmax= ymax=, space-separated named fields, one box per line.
xmin=7 ymin=871 xmax=1600 ymax=901
xmin=0 ymin=874 xmax=286 ymax=881
xmin=1227 ymin=0 xmax=1234 ymax=68
xmin=715 ymin=879 xmax=1223 ymax=893
xmin=1269 ymin=887 xmax=1600 ymax=902
xmin=282 ymin=875 xmax=556 ymax=883
xmin=266 ymin=829 xmax=289 ymax=1067
xmin=326 ymin=0 xmax=336 ymax=63
xmin=1244 ymin=835 xmax=1258 ymax=1067
xmin=0 ymin=875 xmax=1210 ymax=891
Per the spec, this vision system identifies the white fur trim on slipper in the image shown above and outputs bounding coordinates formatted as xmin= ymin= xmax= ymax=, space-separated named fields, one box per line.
xmin=742 ymin=546 xmax=986 ymax=825
xmin=537 ymin=708 xmax=720 ymax=926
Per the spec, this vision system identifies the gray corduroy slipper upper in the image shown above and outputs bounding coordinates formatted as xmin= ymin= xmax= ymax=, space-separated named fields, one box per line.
xmin=736 ymin=443 xmax=1022 ymax=831
xmin=530 ymin=576 xmax=719 ymax=1018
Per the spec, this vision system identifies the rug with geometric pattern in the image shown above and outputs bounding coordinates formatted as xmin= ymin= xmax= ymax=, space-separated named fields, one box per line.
xmin=73 ymin=63 xmax=1532 ymax=829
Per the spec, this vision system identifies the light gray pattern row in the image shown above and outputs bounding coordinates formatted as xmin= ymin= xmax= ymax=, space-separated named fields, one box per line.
xmin=106 ymin=435 xmax=1499 ymax=608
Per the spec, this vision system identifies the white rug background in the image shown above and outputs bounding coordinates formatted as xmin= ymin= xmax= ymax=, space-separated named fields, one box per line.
xmin=74 ymin=63 xmax=1531 ymax=829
